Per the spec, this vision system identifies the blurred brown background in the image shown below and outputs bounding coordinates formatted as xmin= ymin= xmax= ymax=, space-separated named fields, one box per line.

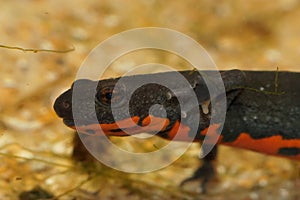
xmin=0 ymin=1 xmax=299 ymax=199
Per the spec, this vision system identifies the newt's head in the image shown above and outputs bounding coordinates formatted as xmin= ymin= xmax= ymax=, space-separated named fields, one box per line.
xmin=54 ymin=74 xmax=185 ymax=136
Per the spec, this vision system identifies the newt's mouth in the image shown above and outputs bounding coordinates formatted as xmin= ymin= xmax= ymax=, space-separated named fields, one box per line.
xmin=63 ymin=118 xmax=75 ymax=127
xmin=63 ymin=116 xmax=170 ymax=136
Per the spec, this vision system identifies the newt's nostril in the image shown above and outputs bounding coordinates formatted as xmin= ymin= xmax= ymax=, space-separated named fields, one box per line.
xmin=62 ymin=100 xmax=70 ymax=109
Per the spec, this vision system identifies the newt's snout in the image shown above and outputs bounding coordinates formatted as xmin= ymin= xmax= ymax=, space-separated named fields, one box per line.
xmin=53 ymin=89 xmax=74 ymax=125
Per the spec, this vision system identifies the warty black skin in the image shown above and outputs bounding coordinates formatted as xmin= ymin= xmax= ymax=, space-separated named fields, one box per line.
xmin=54 ymin=69 xmax=245 ymax=137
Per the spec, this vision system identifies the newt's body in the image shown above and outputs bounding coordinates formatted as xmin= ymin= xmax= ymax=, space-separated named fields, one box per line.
xmin=54 ymin=69 xmax=300 ymax=190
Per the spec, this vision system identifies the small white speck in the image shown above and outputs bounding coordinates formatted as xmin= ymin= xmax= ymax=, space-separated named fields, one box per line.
xmin=260 ymin=87 xmax=264 ymax=91
xmin=45 ymin=177 xmax=55 ymax=185
xmin=243 ymin=116 xmax=247 ymax=121
xmin=166 ymin=92 xmax=172 ymax=100
xmin=201 ymin=100 xmax=210 ymax=114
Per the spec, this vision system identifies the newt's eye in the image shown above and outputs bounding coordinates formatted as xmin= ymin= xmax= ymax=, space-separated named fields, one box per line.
xmin=105 ymin=92 xmax=112 ymax=100
xmin=96 ymin=87 xmax=113 ymax=105
xmin=96 ymin=85 xmax=126 ymax=108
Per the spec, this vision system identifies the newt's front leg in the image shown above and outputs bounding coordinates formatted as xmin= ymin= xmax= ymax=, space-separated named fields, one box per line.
xmin=179 ymin=70 xmax=245 ymax=192
xmin=180 ymin=145 xmax=218 ymax=193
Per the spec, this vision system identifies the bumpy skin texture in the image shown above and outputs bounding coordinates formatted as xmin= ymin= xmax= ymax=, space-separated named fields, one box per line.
xmin=54 ymin=70 xmax=300 ymax=160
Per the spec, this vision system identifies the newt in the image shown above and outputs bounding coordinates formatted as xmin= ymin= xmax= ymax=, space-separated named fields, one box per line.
xmin=54 ymin=69 xmax=300 ymax=192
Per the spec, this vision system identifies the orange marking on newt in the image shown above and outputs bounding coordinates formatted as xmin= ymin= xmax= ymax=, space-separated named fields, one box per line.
xmin=221 ymin=133 xmax=300 ymax=160
xmin=141 ymin=115 xmax=170 ymax=131
xmin=72 ymin=116 xmax=170 ymax=137
xmin=165 ymin=120 xmax=192 ymax=141
xmin=70 ymin=116 xmax=140 ymax=136
xmin=200 ymin=124 xmax=223 ymax=144
xmin=102 ymin=116 xmax=140 ymax=130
